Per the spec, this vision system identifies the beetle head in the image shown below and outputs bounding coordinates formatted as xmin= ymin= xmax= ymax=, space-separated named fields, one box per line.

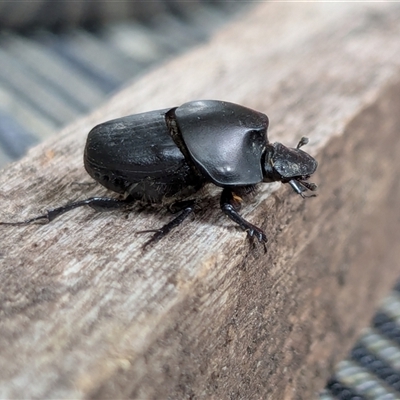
xmin=263 ymin=137 xmax=318 ymax=197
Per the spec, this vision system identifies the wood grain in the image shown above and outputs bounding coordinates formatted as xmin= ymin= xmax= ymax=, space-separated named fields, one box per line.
xmin=1 ymin=3 xmax=400 ymax=399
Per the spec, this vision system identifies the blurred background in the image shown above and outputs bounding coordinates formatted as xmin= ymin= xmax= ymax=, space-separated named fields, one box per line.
xmin=0 ymin=0 xmax=249 ymax=168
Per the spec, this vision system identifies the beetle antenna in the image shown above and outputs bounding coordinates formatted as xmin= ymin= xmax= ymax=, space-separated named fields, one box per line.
xmin=296 ymin=137 xmax=309 ymax=149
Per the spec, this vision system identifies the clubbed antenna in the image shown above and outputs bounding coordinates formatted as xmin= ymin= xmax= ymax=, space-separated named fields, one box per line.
xmin=297 ymin=137 xmax=309 ymax=149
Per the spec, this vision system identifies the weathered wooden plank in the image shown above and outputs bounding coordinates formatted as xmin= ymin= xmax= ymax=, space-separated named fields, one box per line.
xmin=1 ymin=3 xmax=400 ymax=399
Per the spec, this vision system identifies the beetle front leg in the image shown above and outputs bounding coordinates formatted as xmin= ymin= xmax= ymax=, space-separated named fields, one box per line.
xmin=138 ymin=200 xmax=196 ymax=249
xmin=289 ymin=179 xmax=317 ymax=198
xmin=220 ymin=188 xmax=267 ymax=243
xmin=0 ymin=196 xmax=135 ymax=225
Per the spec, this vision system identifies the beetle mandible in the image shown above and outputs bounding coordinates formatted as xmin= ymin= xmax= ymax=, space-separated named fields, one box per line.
xmin=1 ymin=100 xmax=318 ymax=248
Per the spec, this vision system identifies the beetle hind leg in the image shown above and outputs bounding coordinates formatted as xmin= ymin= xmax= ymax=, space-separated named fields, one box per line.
xmin=0 ymin=196 xmax=135 ymax=225
xmin=220 ymin=188 xmax=267 ymax=245
xmin=138 ymin=200 xmax=195 ymax=249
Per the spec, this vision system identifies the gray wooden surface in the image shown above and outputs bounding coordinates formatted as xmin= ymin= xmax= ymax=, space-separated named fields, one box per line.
xmin=1 ymin=3 xmax=400 ymax=399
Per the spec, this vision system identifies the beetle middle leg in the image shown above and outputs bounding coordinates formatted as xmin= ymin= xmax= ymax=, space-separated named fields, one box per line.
xmin=138 ymin=200 xmax=196 ymax=249
xmin=220 ymin=188 xmax=267 ymax=244
xmin=0 ymin=196 xmax=135 ymax=225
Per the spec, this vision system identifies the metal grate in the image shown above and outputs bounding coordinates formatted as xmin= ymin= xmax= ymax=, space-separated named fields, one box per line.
xmin=320 ymin=282 xmax=400 ymax=400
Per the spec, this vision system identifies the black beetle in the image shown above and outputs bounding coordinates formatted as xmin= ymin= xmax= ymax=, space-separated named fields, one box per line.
xmin=1 ymin=100 xmax=317 ymax=248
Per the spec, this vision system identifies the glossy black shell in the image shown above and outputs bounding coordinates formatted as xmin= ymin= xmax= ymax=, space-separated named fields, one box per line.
xmin=84 ymin=108 xmax=200 ymax=202
xmin=84 ymin=100 xmax=270 ymax=204
xmin=176 ymin=100 xmax=269 ymax=186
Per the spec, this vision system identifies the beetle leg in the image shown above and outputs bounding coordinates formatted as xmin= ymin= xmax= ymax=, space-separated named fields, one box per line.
xmin=0 ymin=197 xmax=135 ymax=225
xmin=289 ymin=180 xmax=317 ymax=198
xmin=138 ymin=200 xmax=196 ymax=249
xmin=299 ymin=180 xmax=317 ymax=192
xmin=220 ymin=188 xmax=267 ymax=244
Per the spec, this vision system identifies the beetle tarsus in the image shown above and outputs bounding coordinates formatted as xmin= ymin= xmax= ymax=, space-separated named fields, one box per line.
xmin=139 ymin=200 xmax=196 ymax=249
xmin=300 ymin=192 xmax=317 ymax=199
xmin=0 ymin=215 xmax=49 ymax=226
xmin=247 ymin=233 xmax=268 ymax=253
xmin=245 ymin=227 xmax=267 ymax=243
xmin=0 ymin=196 xmax=134 ymax=225
xmin=220 ymin=188 xmax=267 ymax=244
